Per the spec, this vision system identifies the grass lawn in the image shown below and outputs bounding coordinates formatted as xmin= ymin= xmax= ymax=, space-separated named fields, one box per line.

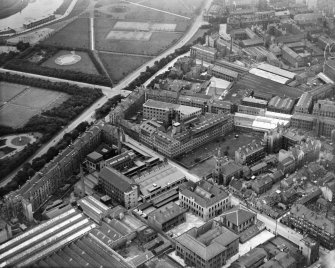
xmin=0 ymin=104 xmax=37 ymax=128
xmin=0 ymin=82 xmax=27 ymax=103
xmin=142 ymin=0 xmax=204 ymax=17
xmin=95 ymin=18 xmax=183 ymax=55
xmin=99 ymin=52 xmax=150 ymax=82
xmin=42 ymin=18 xmax=90 ymax=49
xmin=0 ymin=85 xmax=69 ymax=128
xmin=41 ymin=50 xmax=99 ymax=75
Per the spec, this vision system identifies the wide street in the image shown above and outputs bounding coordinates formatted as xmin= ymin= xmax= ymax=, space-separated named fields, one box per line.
xmin=0 ymin=0 xmax=212 ymax=187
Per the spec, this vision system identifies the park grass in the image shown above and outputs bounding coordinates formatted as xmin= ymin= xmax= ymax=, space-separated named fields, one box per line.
xmin=41 ymin=50 xmax=99 ymax=75
xmin=95 ymin=18 xmax=183 ymax=56
xmin=42 ymin=18 xmax=90 ymax=49
xmin=0 ymin=85 xmax=69 ymax=128
xmin=141 ymin=0 xmax=204 ymax=17
xmin=99 ymin=52 xmax=150 ymax=82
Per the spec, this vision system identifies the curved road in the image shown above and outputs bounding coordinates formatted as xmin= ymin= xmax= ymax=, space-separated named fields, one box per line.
xmin=0 ymin=0 xmax=212 ymax=187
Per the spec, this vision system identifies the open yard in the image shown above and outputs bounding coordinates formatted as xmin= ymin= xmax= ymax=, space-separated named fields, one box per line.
xmin=42 ymin=18 xmax=90 ymax=49
xmin=169 ymin=212 xmax=205 ymax=237
xmin=99 ymin=52 xmax=151 ymax=82
xmin=175 ymin=130 xmax=264 ymax=177
xmin=0 ymin=84 xmax=69 ymax=128
xmin=41 ymin=50 xmax=99 ymax=75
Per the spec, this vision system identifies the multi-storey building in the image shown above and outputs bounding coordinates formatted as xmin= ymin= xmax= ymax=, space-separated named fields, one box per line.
xmin=294 ymin=92 xmax=313 ymax=114
xmin=284 ymin=204 xmax=335 ymax=250
xmin=4 ymin=122 xmax=118 ymax=221
xmin=308 ymin=84 xmax=335 ymax=101
xmin=312 ymin=99 xmax=335 ymax=118
xmin=147 ymin=202 xmax=186 ymax=232
xmin=241 ymin=97 xmax=268 ymax=109
xmin=209 ymin=65 xmax=239 ymax=82
xmin=282 ymin=45 xmax=305 ymax=67
xmin=179 ymin=180 xmax=231 ymax=221
xmin=140 ymin=113 xmax=233 ymax=158
xmin=324 ymin=59 xmax=335 ymax=82
xmin=175 ymin=221 xmax=239 ymax=268
xmin=235 ymin=141 xmax=265 ymax=166
xmin=237 ymin=104 xmax=265 ymax=116
xmin=221 ymin=207 xmax=256 ymax=234
xmin=145 ymin=89 xmax=233 ymax=115
xmin=110 ymin=88 xmax=145 ymax=124
xmin=143 ymin=99 xmax=202 ymax=126
xmin=251 ymin=175 xmax=273 ymax=195
xmin=99 ymin=167 xmax=139 ymax=209
xmin=212 ymin=152 xmax=243 ymax=186
xmin=190 ymin=45 xmax=217 ymax=63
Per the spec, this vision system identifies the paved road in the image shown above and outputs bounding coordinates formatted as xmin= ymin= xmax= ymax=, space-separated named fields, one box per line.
xmin=0 ymin=0 xmax=212 ymax=187
xmin=90 ymin=17 xmax=94 ymax=51
xmin=99 ymin=50 xmax=155 ymax=58
xmin=230 ymin=196 xmax=304 ymax=246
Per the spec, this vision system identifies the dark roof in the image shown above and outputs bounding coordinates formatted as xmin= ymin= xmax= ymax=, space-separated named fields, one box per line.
xmin=180 ymin=180 xmax=229 ymax=208
xmin=99 ymin=167 xmax=134 ymax=192
xmin=234 ymin=73 xmax=303 ymax=99
xmin=148 ymin=202 xmax=186 ymax=224
xmin=231 ymin=248 xmax=268 ymax=268
xmin=221 ymin=207 xmax=256 ymax=226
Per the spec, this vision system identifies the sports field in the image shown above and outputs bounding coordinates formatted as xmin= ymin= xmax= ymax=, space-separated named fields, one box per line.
xmin=42 ymin=18 xmax=90 ymax=49
xmin=99 ymin=52 xmax=150 ymax=82
xmin=41 ymin=50 xmax=99 ymax=75
xmin=113 ymin=21 xmax=177 ymax=32
xmin=96 ymin=19 xmax=183 ymax=55
xmin=0 ymin=83 xmax=69 ymax=128
xmin=106 ymin=31 xmax=152 ymax=41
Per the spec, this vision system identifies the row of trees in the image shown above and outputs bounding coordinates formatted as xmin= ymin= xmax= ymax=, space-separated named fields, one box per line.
xmin=0 ymin=122 xmax=90 ymax=197
xmin=95 ymin=94 xmax=125 ymax=119
xmin=4 ymin=44 xmax=111 ymax=86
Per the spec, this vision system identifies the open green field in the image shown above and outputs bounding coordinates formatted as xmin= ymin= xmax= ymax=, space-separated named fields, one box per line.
xmin=41 ymin=50 xmax=99 ymax=75
xmin=42 ymin=18 xmax=90 ymax=49
xmin=95 ymin=18 xmax=183 ymax=55
xmin=141 ymin=0 xmax=204 ymax=17
xmin=99 ymin=52 xmax=150 ymax=82
xmin=0 ymin=82 xmax=26 ymax=105
xmin=0 ymin=83 xmax=69 ymax=128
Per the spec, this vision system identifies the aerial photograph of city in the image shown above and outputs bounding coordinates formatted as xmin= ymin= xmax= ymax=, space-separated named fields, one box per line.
xmin=0 ymin=0 xmax=335 ymax=267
